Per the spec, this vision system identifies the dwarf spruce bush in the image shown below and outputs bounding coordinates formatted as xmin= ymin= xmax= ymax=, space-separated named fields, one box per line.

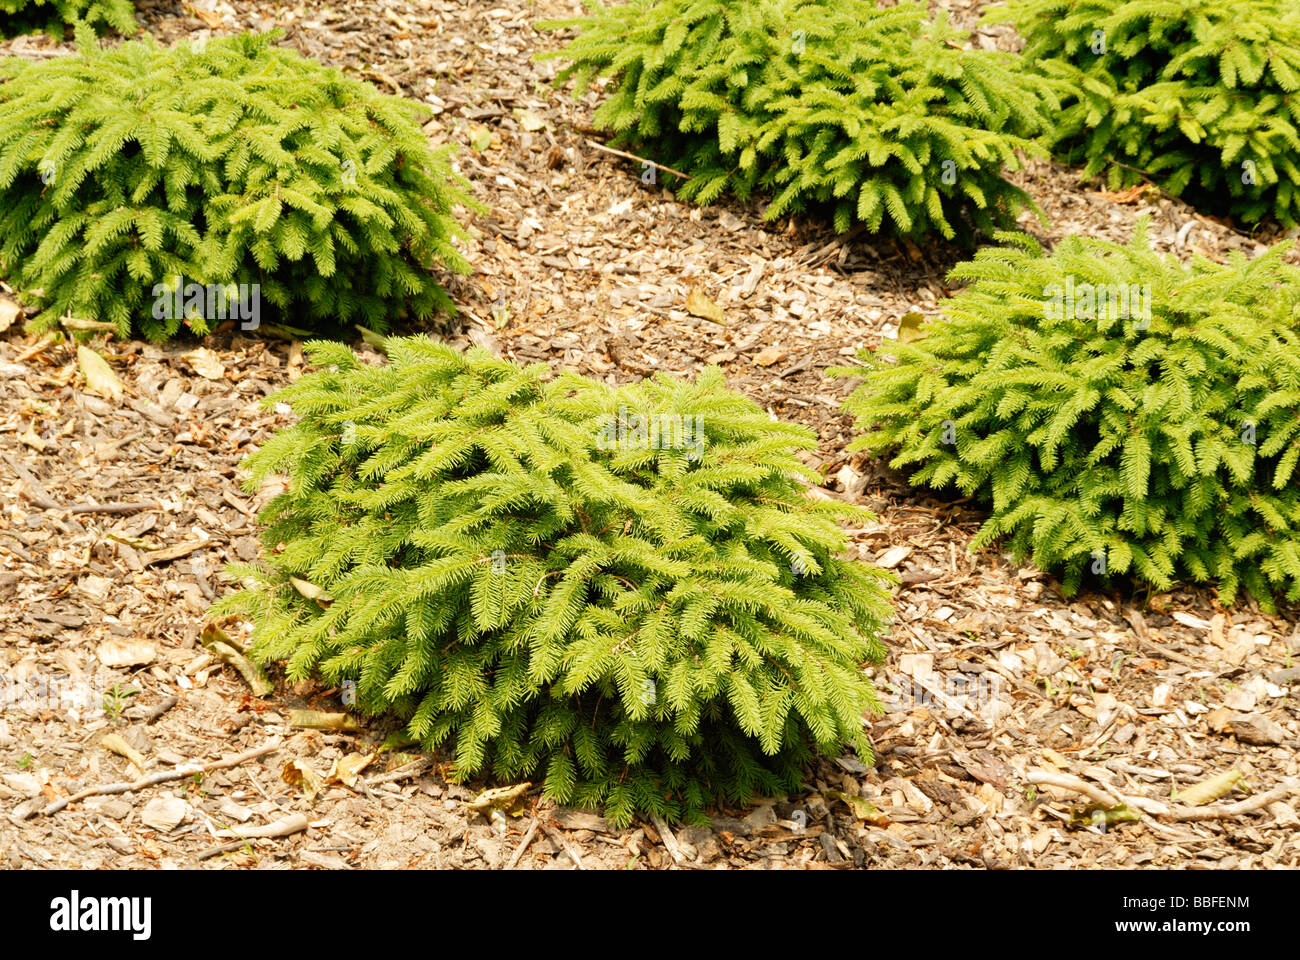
xmin=0 ymin=0 xmax=135 ymax=36
xmin=542 ymin=0 xmax=1053 ymax=240
xmin=213 ymin=337 xmax=894 ymax=825
xmin=834 ymin=224 xmax=1300 ymax=610
xmin=0 ymin=30 xmax=473 ymax=341
xmin=989 ymin=0 xmax=1300 ymax=227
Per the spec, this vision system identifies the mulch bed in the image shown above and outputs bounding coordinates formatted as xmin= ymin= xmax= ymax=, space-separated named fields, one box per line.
xmin=0 ymin=0 xmax=1296 ymax=870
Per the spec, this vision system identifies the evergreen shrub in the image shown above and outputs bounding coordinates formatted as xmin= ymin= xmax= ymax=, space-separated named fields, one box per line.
xmin=0 ymin=0 xmax=135 ymax=37
xmin=835 ymin=223 xmax=1300 ymax=610
xmin=989 ymin=0 xmax=1300 ymax=226
xmin=0 ymin=30 xmax=473 ymax=341
xmin=542 ymin=0 xmax=1054 ymax=240
xmin=213 ymin=337 xmax=895 ymax=825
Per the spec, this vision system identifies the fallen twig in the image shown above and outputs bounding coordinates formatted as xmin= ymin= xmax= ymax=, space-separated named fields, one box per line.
xmin=1135 ymin=639 xmax=1206 ymax=670
xmin=214 ymin=812 xmax=310 ymax=840
xmin=32 ymin=740 xmax=281 ymax=818
xmin=143 ymin=540 xmax=208 ymax=566
xmin=0 ymin=533 xmax=34 ymax=563
xmin=0 ymin=457 xmax=157 ymax=516
xmin=67 ymin=501 xmax=160 ymax=515
xmin=60 ymin=315 xmax=118 ymax=333
xmin=650 ymin=812 xmax=686 ymax=865
xmin=583 ymin=138 xmax=693 ymax=181
xmin=196 ymin=839 xmax=256 ymax=861
xmin=364 ymin=757 xmax=430 ymax=785
xmin=1027 ymin=770 xmax=1300 ymax=823
xmin=506 ymin=816 xmax=540 ymax=869
xmin=2 ymin=452 xmax=61 ymax=510
xmin=540 ymin=819 xmax=585 ymax=870
xmin=796 ymin=224 xmax=869 ymax=267
xmin=1027 ymin=770 xmax=1146 ymax=810
xmin=1165 ymin=781 xmax=1300 ymax=822
xmin=358 ymin=69 xmax=403 ymax=95
xmin=124 ymin=694 xmax=178 ymax=724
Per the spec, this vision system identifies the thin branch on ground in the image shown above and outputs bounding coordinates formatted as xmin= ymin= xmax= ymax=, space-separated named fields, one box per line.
xmin=32 ymin=740 xmax=282 ymax=818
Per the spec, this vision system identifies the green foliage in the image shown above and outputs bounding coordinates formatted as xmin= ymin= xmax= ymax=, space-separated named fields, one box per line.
xmin=0 ymin=29 xmax=475 ymax=341
xmin=541 ymin=0 xmax=1053 ymax=240
xmin=989 ymin=0 xmax=1300 ymax=226
xmin=0 ymin=0 xmax=136 ymax=37
xmin=833 ymin=222 xmax=1300 ymax=610
xmin=214 ymin=337 xmax=894 ymax=826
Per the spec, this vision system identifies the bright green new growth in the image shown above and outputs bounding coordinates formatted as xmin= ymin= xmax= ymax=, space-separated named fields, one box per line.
xmin=0 ymin=0 xmax=135 ymax=37
xmin=834 ymin=223 xmax=1300 ymax=610
xmin=989 ymin=0 xmax=1300 ymax=227
xmin=0 ymin=30 xmax=474 ymax=341
xmin=541 ymin=0 xmax=1052 ymax=240
xmin=214 ymin=337 xmax=893 ymax=826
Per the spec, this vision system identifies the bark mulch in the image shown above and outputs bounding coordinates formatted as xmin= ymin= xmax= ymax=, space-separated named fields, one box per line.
xmin=0 ymin=0 xmax=1296 ymax=869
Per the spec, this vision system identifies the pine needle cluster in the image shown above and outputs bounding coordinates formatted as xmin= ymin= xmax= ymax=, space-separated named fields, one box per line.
xmin=989 ymin=0 xmax=1300 ymax=226
xmin=213 ymin=337 xmax=894 ymax=826
xmin=0 ymin=29 xmax=474 ymax=341
xmin=0 ymin=0 xmax=135 ymax=37
xmin=541 ymin=0 xmax=1053 ymax=240
xmin=834 ymin=223 xmax=1300 ymax=610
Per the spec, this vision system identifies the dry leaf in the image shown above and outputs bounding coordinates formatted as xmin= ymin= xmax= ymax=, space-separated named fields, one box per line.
xmin=1040 ymin=748 xmax=1071 ymax=770
xmin=1093 ymin=183 xmax=1149 ymax=205
xmin=0 ymin=294 xmax=20 ymax=333
xmin=136 ymin=838 xmax=166 ymax=859
xmin=464 ymin=781 xmax=531 ymax=816
xmin=77 ymin=345 xmax=123 ymax=402
xmin=685 ymin=287 xmax=725 ymax=324
xmin=183 ymin=347 xmax=224 ymax=380
xmin=515 ymin=108 xmax=547 ymax=132
xmin=281 ymin=759 xmax=322 ymax=802
xmin=140 ymin=795 xmax=189 ymax=832
xmin=1068 ymin=802 xmax=1141 ymax=830
xmin=100 ymin=733 xmax=146 ymax=773
xmin=468 ymin=124 xmax=493 ymax=153
xmin=327 ymin=752 xmax=376 ymax=788
xmin=95 ymin=638 xmax=157 ymax=667
xmin=896 ymin=311 xmax=927 ymax=344
xmin=185 ymin=0 xmax=226 ymax=28
xmin=290 ymin=577 xmax=334 ymax=604
xmin=1177 ymin=768 xmax=1245 ymax=806
xmin=606 ymin=196 xmax=635 ymax=217
xmin=825 ymin=790 xmax=888 ymax=825
xmin=753 ymin=346 xmax=786 ymax=367
xmin=1204 ymin=705 xmax=1234 ymax=732
xmin=288 ymin=709 xmax=359 ymax=731
xmin=18 ymin=427 xmax=46 ymax=452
